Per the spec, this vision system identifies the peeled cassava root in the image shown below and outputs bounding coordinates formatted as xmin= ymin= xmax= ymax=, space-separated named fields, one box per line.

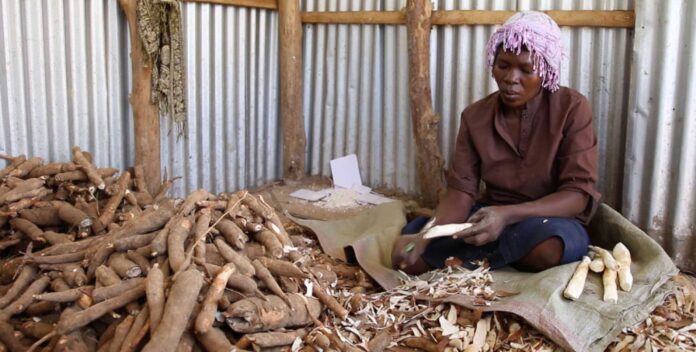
xmin=589 ymin=257 xmax=605 ymax=273
xmin=603 ymin=267 xmax=619 ymax=304
xmin=422 ymin=222 xmax=473 ymax=239
xmin=563 ymin=256 xmax=590 ymax=300
xmin=613 ymin=242 xmax=633 ymax=292
xmin=565 ymin=243 xmax=633 ymax=304
xmin=589 ymin=245 xmax=618 ymax=271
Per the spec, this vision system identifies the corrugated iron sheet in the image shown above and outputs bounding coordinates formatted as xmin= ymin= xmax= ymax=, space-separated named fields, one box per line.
xmin=624 ymin=0 xmax=696 ymax=271
xmin=160 ymin=3 xmax=281 ymax=196
xmin=0 ymin=1 xmax=280 ymax=198
xmin=0 ymin=0 xmax=134 ymax=170
xmin=302 ymin=0 xmax=632 ymax=208
xmin=301 ymin=0 xmax=416 ymax=190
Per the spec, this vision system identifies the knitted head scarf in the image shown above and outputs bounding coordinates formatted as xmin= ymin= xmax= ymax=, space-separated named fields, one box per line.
xmin=486 ymin=11 xmax=565 ymax=92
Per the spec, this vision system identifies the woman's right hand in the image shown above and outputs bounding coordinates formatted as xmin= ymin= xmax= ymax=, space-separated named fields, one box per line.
xmin=391 ymin=233 xmax=430 ymax=275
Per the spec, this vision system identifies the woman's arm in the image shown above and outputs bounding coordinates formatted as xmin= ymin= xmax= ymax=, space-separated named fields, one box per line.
xmin=433 ymin=188 xmax=476 ymax=225
xmin=498 ymin=190 xmax=589 ymax=223
xmin=455 ymin=190 xmax=588 ymax=246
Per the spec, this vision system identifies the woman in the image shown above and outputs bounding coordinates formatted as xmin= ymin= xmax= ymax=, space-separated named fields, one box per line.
xmin=392 ymin=11 xmax=601 ymax=275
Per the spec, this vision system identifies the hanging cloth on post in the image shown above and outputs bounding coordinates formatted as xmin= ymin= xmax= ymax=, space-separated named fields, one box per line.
xmin=137 ymin=0 xmax=187 ymax=136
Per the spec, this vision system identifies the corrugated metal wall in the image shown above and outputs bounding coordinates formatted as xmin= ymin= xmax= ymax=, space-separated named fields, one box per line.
xmin=625 ymin=0 xmax=696 ymax=271
xmin=302 ymin=0 xmax=633 ymax=208
xmin=0 ymin=0 xmax=134 ymax=171
xmin=0 ymin=0 xmax=280 ymax=198
xmin=301 ymin=0 xmax=417 ymax=191
xmin=161 ymin=3 xmax=281 ymax=197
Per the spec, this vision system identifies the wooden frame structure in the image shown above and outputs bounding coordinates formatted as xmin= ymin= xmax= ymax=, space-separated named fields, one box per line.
xmin=127 ymin=0 xmax=636 ymax=202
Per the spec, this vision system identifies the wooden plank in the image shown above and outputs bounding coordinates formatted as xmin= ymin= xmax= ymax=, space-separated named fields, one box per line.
xmin=301 ymin=10 xmax=406 ymax=24
xmin=430 ymin=10 xmax=514 ymax=25
xmin=182 ymin=0 xmax=276 ymax=10
xmin=544 ymin=10 xmax=635 ymax=28
xmin=278 ymin=0 xmax=306 ymax=180
xmin=432 ymin=10 xmax=635 ymax=27
xmin=301 ymin=10 xmax=635 ymax=28
xmin=119 ymin=0 xmax=161 ymax=195
xmin=406 ymin=0 xmax=445 ymax=207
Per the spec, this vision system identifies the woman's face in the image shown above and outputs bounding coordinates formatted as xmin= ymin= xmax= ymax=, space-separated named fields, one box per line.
xmin=492 ymin=48 xmax=543 ymax=109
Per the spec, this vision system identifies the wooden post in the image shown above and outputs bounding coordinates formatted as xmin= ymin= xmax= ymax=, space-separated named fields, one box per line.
xmin=406 ymin=0 xmax=445 ymax=207
xmin=119 ymin=0 xmax=161 ymax=195
xmin=278 ymin=0 xmax=307 ymax=180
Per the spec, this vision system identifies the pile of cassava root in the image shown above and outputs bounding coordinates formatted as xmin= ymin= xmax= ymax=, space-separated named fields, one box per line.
xmin=0 ymin=147 xmax=378 ymax=352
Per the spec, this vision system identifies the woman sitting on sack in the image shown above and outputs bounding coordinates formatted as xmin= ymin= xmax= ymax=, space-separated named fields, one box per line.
xmin=392 ymin=11 xmax=601 ymax=275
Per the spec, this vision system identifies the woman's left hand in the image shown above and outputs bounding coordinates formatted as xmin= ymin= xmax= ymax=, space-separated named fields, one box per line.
xmin=454 ymin=206 xmax=511 ymax=246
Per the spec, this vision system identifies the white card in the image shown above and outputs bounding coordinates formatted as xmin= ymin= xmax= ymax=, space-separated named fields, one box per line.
xmin=330 ymin=154 xmax=363 ymax=189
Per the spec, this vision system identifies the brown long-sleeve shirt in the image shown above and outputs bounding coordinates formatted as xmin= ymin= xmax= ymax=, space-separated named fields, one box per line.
xmin=447 ymin=87 xmax=601 ymax=223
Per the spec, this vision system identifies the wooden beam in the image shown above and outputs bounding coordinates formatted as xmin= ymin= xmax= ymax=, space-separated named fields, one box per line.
xmin=544 ymin=10 xmax=635 ymax=28
xmin=302 ymin=10 xmax=405 ymax=25
xmin=301 ymin=10 xmax=636 ymax=28
xmin=278 ymin=0 xmax=307 ymax=180
xmin=182 ymin=0 xmax=276 ymax=10
xmin=119 ymin=0 xmax=161 ymax=195
xmin=431 ymin=10 xmax=514 ymax=25
xmin=432 ymin=10 xmax=635 ymax=27
xmin=407 ymin=0 xmax=445 ymax=207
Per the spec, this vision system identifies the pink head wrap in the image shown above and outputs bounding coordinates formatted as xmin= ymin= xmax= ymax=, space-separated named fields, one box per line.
xmin=486 ymin=11 xmax=565 ymax=92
